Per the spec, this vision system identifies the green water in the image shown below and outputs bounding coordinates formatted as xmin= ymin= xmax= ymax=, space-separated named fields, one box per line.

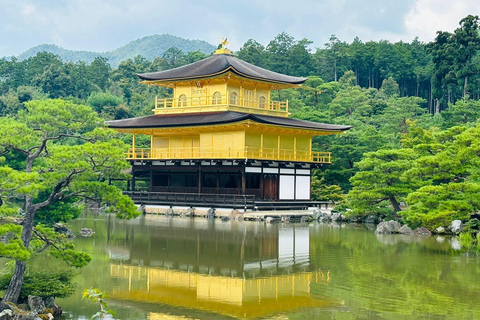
xmin=35 ymin=213 xmax=480 ymax=319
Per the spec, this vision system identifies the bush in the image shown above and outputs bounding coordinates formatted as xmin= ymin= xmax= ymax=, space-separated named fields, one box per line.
xmin=462 ymin=218 xmax=480 ymax=234
xmin=0 ymin=271 xmax=76 ymax=301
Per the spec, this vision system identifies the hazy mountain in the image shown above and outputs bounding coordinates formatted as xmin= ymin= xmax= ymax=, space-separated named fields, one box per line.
xmin=17 ymin=34 xmax=216 ymax=67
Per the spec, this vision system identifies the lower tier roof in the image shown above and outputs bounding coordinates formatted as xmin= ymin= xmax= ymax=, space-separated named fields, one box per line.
xmin=106 ymin=111 xmax=352 ymax=132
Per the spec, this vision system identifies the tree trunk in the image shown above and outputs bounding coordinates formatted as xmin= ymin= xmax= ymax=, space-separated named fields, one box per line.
xmin=334 ymin=58 xmax=337 ymax=82
xmin=2 ymin=197 xmax=36 ymax=303
xmin=2 ymin=261 xmax=26 ymax=303
xmin=389 ymin=195 xmax=402 ymax=212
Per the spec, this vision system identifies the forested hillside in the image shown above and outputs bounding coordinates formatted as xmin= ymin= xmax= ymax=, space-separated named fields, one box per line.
xmin=16 ymin=34 xmax=216 ymax=67
xmin=1 ymin=14 xmax=480 ymax=230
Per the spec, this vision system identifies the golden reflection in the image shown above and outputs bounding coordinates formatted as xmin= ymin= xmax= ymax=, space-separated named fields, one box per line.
xmin=148 ymin=314 xmax=199 ymax=320
xmin=109 ymin=264 xmax=334 ymax=318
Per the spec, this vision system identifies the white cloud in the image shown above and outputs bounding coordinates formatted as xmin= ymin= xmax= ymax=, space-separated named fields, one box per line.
xmin=405 ymin=0 xmax=480 ymax=41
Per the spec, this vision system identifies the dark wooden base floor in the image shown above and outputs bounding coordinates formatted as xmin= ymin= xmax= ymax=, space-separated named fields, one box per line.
xmin=123 ymin=191 xmax=330 ymax=211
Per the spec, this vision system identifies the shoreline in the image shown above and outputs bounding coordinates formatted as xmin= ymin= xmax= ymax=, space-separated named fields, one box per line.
xmin=140 ymin=204 xmax=333 ymax=222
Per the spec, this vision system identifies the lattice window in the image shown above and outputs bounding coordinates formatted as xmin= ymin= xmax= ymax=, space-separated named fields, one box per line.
xmin=178 ymin=94 xmax=187 ymax=107
xmin=212 ymin=92 xmax=222 ymax=105
xmin=229 ymin=92 xmax=238 ymax=105
xmin=259 ymin=96 xmax=266 ymax=108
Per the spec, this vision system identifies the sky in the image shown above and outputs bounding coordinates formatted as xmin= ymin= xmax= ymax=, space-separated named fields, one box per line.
xmin=0 ymin=0 xmax=479 ymax=57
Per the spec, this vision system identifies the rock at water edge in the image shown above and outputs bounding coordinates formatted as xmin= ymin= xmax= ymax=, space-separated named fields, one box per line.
xmin=375 ymin=220 xmax=401 ymax=234
xmin=413 ymin=227 xmax=432 ymax=237
xmin=449 ymin=220 xmax=463 ymax=233
xmin=398 ymin=225 xmax=413 ymax=234
xmin=28 ymin=296 xmax=45 ymax=315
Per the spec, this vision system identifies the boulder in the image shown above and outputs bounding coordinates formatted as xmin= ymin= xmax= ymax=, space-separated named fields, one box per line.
xmin=435 ymin=226 xmax=445 ymax=234
xmin=312 ymin=209 xmax=326 ymax=221
xmin=185 ymin=207 xmax=195 ymax=217
xmin=207 ymin=208 xmax=215 ymax=219
xmin=0 ymin=303 xmax=12 ymax=313
xmin=27 ymin=296 xmax=45 ymax=315
xmin=0 ymin=309 xmax=13 ymax=320
xmin=331 ymin=212 xmax=343 ymax=222
xmin=53 ymin=223 xmax=75 ymax=239
xmin=398 ymin=225 xmax=413 ymax=234
xmin=43 ymin=298 xmax=61 ymax=317
xmin=13 ymin=312 xmax=41 ymax=320
xmin=413 ymin=227 xmax=432 ymax=237
xmin=375 ymin=220 xmax=401 ymax=234
xmin=229 ymin=209 xmax=243 ymax=220
xmin=265 ymin=217 xmax=280 ymax=223
xmin=318 ymin=216 xmax=329 ymax=223
xmin=79 ymin=228 xmax=95 ymax=237
xmin=449 ymin=220 xmax=463 ymax=233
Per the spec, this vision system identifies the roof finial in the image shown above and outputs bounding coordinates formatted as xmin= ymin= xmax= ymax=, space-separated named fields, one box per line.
xmin=221 ymin=37 xmax=230 ymax=48
xmin=214 ymin=37 xmax=233 ymax=55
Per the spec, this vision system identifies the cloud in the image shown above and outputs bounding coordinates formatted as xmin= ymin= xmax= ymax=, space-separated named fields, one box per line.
xmin=405 ymin=0 xmax=480 ymax=42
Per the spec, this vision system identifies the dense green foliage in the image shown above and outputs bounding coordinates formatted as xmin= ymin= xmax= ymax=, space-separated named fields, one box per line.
xmin=0 ymin=99 xmax=140 ymax=302
xmin=0 ymin=271 xmax=76 ymax=301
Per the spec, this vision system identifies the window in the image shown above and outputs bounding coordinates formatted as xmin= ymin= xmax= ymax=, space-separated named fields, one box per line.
xmin=178 ymin=94 xmax=187 ymax=107
xmin=259 ymin=96 xmax=266 ymax=109
xmin=229 ymin=92 xmax=238 ymax=105
xmin=212 ymin=92 xmax=222 ymax=105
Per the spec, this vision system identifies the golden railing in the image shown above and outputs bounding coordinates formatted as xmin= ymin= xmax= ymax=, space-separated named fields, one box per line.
xmin=126 ymin=147 xmax=331 ymax=164
xmin=154 ymin=94 xmax=288 ymax=116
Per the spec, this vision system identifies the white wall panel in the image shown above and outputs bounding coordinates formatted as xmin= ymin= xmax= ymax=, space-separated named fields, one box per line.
xmin=295 ymin=176 xmax=310 ymax=200
xmin=279 ymin=175 xmax=295 ymax=199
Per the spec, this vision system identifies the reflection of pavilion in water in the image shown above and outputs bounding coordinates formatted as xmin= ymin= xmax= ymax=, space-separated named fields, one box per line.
xmin=107 ymin=217 xmax=334 ymax=318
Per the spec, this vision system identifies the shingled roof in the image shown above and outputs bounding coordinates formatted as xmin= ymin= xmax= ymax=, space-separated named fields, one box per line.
xmin=137 ymin=53 xmax=307 ymax=85
xmin=106 ymin=111 xmax=352 ymax=132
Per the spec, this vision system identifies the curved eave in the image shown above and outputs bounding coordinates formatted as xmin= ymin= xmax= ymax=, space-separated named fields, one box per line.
xmin=138 ymin=66 xmax=306 ymax=86
xmin=106 ymin=112 xmax=352 ymax=135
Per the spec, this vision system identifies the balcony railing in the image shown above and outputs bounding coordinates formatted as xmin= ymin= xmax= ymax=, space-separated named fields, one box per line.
xmin=154 ymin=94 xmax=288 ymax=117
xmin=126 ymin=147 xmax=331 ymax=164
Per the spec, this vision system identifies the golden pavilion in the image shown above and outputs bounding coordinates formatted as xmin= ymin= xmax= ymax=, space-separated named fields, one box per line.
xmin=107 ymin=44 xmax=351 ymax=208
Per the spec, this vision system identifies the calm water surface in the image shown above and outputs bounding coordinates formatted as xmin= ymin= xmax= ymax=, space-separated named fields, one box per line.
xmin=36 ymin=213 xmax=480 ymax=319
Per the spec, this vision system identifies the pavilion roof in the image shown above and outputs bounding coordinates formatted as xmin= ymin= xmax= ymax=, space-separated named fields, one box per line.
xmin=106 ymin=111 xmax=352 ymax=132
xmin=137 ymin=53 xmax=307 ymax=85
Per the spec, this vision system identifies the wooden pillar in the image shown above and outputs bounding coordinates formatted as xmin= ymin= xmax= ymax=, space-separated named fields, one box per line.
xmin=294 ymin=136 xmax=297 ymax=161
xmin=132 ymin=167 xmax=136 ymax=191
xmin=260 ymin=133 xmax=264 ymax=158
xmin=241 ymin=167 xmax=246 ymax=195
xmin=132 ymin=134 xmax=136 ymax=158
xmin=260 ymin=171 xmax=264 ymax=199
xmin=277 ymin=135 xmax=281 ymax=160
xmin=198 ymin=165 xmax=202 ymax=195
xmin=149 ymin=168 xmax=153 ymax=192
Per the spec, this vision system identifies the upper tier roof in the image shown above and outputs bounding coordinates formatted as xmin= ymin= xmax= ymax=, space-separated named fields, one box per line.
xmin=106 ymin=111 xmax=352 ymax=132
xmin=137 ymin=53 xmax=307 ymax=85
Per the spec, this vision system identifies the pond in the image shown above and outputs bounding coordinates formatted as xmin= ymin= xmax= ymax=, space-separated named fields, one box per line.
xmin=34 ymin=213 xmax=480 ymax=319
